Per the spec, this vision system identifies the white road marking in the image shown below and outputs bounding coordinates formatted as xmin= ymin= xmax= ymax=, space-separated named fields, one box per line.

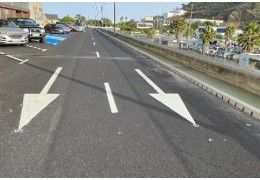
xmin=135 ymin=69 xmax=197 ymax=126
xmin=17 ymin=67 xmax=62 ymax=131
xmin=135 ymin=69 xmax=164 ymax=94
xmin=0 ymin=52 xmax=5 ymax=55
xmin=93 ymin=42 xmax=95 ymax=45
xmin=6 ymin=55 xmax=29 ymax=64
xmin=19 ymin=60 xmax=29 ymax=64
xmin=26 ymin=45 xmax=47 ymax=52
xmin=104 ymin=83 xmax=118 ymax=113
xmin=40 ymin=67 xmax=62 ymax=94
xmin=96 ymin=52 xmax=100 ymax=58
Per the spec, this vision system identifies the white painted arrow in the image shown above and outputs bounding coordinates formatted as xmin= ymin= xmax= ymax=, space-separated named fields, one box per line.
xmin=17 ymin=67 xmax=62 ymax=131
xmin=135 ymin=69 xmax=198 ymax=126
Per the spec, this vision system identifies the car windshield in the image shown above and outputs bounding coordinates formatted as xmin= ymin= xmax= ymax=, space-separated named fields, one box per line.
xmin=56 ymin=24 xmax=64 ymax=29
xmin=75 ymin=23 xmax=83 ymax=26
xmin=0 ymin=20 xmax=17 ymax=28
xmin=16 ymin=19 xmax=37 ymax=26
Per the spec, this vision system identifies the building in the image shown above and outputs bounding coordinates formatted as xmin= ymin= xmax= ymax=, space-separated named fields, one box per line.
xmin=143 ymin=16 xmax=153 ymax=22
xmin=136 ymin=22 xmax=153 ymax=29
xmin=0 ymin=2 xmax=30 ymax=19
xmin=188 ymin=18 xmax=224 ymax=26
xmin=44 ymin=13 xmax=59 ymax=24
xmin=165 ymin=9 xmax=187 ymax=18
xmin=12 ymin=2 xmax=44 ymax=25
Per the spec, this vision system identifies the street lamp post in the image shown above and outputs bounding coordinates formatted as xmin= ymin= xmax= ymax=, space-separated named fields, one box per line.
xmin=114 ymin=2 xmax=116 ymax=35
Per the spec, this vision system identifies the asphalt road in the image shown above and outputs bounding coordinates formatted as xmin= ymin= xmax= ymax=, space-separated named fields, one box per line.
xmin=0 ymin=28 xmax=259 ymax=178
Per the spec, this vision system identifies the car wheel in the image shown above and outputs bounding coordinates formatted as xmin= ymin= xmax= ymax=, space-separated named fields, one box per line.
xmin=28 ymin=38 xmax=32 ymax=42
xmin=40 ymin=38 xmax=45 ymax=43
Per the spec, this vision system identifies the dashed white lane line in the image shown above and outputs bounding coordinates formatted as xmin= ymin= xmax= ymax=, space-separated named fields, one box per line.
xmin=104 ymin=83 xmax=118 ymax=113
xmin=0 ymin=52 xmax=5 ymax=55
xmin=26 ymin=45 xmax=47 ymax=52
xmin=93 ymin=42 xmax=95 ymax=45
xmin=5 ymin=55 xmax=29 ymax=64
xmin=96 ymin=52 xmax=100 ymax=57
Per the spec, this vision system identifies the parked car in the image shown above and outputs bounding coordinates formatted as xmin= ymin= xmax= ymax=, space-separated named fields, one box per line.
xmin=0 ymin=19 xmax=28 ymax=45
xmin=44 ymin=24 xmax=70 ymax=34
xmin=7 ymin=17 xmax=46 ymax=43
xmin=73 ymin=22 xmax=84 ymax=32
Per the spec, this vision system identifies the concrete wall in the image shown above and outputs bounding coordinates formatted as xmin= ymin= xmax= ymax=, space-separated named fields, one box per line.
xmin=103 ymin=30 xmax=260 ymax=96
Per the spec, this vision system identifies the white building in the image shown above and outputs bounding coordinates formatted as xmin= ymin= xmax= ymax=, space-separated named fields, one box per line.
xmin=165 ymin=9 xmax=187 ymax=18
xmin=188 ymin=18 xmax=224 ymax=26
xmin=137 ymin=22 xmax=153 ymax=29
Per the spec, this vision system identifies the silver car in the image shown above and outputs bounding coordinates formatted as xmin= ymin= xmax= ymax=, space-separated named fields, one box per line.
xmin=0 ymin=19 xmax=28 ymax=45
xmin=73 ymin=22 xmax=84 ymax=32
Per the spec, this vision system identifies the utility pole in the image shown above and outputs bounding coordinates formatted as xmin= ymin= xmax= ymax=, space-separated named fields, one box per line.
xmin=114 ymin=2 xmax=116 ymax=35
xmin=100 ymin=2 xmax=103 ymax=27
xmin=187 ymin=3 xmax=193 ymax=48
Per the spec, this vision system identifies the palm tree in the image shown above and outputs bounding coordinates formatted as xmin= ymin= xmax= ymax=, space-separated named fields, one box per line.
xmin=147 ymin=27 xmax=157 ymax=39
xmin=175 ymin=17 xmax=188 ymax=48
xmin=224 ymin=25 xmax=235 ymax=51
xmin=120 ymin=16 xmax=124 ymax=22
xmin=238 ymin=21 xmax=260 ymax=52
xmin=200 ymin=26 xmax=216 ymax=54
xmin=125 ymin=16 xmax=128 ymax=22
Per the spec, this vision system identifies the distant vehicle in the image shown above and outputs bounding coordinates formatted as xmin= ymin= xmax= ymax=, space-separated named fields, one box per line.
xmin=7 ymin=17 xmax=46 ymax=43
xmin=73 ymin=22 xmax=84 ymax=32
xmin=44 ymin=24 xmax=70 ymax=34
xmin=0 ymin=19 xmax=28 ymax=45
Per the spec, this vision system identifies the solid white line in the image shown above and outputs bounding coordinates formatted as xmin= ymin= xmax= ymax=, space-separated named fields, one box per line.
xmin=93 ymin=42 xmax=95 ymax=45
xmin=135 ymin=69 xmax=164 ymax=94
xmin=104 ymin=83 xmax=118 ymax=113
xmin=6 ymin=55 xmax=24 ymax=62
xmin=96 ymin=52 xmax=100 ymax=57
xmin=40 ymin=67 xmax=62 ymax=94
xmin=19 ymin=59 xmax=29 ymax=64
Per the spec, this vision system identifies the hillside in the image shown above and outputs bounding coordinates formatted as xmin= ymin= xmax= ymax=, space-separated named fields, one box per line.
xmin=182 ymin=2 xmax=260 ymax=22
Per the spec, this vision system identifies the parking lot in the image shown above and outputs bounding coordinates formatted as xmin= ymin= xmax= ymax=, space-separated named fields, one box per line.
xmin=0 ymin=32 xmax=74 ymax=66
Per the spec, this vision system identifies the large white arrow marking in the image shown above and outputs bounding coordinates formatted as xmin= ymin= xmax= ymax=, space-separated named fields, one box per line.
xmin=135 ymin=69 xmax=198 ymax=126
xmin=17 ymin=67 xmax=62 ymax=131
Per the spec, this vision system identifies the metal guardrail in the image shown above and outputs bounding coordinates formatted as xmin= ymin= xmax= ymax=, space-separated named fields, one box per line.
xmin=102 ymin=28 xmax=260 ymax=77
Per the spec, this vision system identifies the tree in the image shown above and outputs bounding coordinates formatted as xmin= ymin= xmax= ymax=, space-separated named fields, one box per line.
xmin=120 ymin=16 xmax=124 ymax=22
xmin=238 ymin=21 xmax=260 ymax=52
xmin=101 ymin=18 xmax=113 ymax=27
xmin=224 ymin=25 xmax=235 ymax=51
xmin=125 ymin=16 xmax=128 ymax=22
xmin=147 ymin=27 xmax=157 ymax=39
xmin=175 ymin=17 xmax=188 ymax=48
xmin=200 ymin=25 xmax=216 ymax=54
xmin=60 ymin=15 xmax=75 ymax=23
xmin=74 ymin=14 xmax=87 ymax=24
xmin=126 ymin=19 xmax=136 ymax=30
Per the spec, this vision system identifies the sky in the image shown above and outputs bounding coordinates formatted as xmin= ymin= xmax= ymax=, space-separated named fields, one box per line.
xmin=43 ymin=2 xmax=188 ymax=22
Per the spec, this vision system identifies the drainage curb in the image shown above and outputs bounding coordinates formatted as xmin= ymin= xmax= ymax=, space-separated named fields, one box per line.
xmin=99 ymin=29 xmax=260 ymax=121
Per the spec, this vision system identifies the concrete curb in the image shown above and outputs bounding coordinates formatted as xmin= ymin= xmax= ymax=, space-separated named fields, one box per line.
xmin=98 ymin=29 xmax=260 ymax=121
